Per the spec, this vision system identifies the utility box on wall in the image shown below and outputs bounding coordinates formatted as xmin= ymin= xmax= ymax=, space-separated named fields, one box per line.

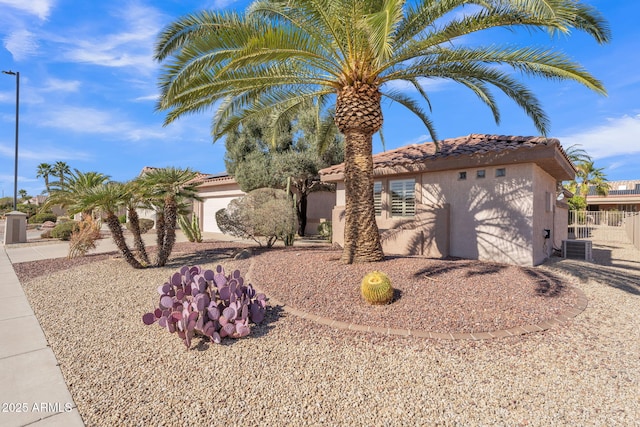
xmin=3 ymin=211 xmax=27 ymax=244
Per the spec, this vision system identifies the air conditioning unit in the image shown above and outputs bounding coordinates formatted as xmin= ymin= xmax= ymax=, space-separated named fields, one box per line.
xmin=562 ymin=240 xmax=593 ymax=261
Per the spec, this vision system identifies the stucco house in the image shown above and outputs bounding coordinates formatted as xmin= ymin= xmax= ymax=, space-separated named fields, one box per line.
xmin=586 ymin=180 xmax=640 ymax=212
xmin=319 ymin=134 xmax=575 ymax=266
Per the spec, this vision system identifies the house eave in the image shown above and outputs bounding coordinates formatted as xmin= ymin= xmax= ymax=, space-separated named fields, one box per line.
xmin=321 ymin=144 xmax=574 ymax=182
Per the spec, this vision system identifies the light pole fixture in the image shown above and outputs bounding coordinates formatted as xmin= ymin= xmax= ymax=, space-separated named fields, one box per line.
xmin=2 ymin=70 xmax=19 ymax=211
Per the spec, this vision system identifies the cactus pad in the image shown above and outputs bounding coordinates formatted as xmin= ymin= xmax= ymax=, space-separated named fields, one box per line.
xmin=361 ymin=271 xmax=394 ymax=305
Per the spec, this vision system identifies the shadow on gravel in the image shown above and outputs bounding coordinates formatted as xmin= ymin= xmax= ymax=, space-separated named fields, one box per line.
xmin=522 ymin=268 xmax=565 ymax=297
xmin=165 ymin=246 xmax=246 ymax=268
xmin=545 ymin=259 xmax=640 ymax=296
xmin=413 ymin=259 xmax=508 ymax=279
xmin=189 ymin=305 xmax=284 ymax=351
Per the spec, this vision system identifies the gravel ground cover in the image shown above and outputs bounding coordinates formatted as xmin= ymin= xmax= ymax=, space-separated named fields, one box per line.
xmin=13 ymin=240 xmax=640 ymax=426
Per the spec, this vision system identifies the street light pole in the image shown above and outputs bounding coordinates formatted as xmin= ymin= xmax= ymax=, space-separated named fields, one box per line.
xmin=2 ymin=70 xmax=19 ymax=211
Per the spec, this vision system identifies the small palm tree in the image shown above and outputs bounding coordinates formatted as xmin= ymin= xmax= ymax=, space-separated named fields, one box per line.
xmin=36 ymin=163 xmax=53 ymax=193
xmin=136 ymin=167 xmax=200 ymax=266
xmin=45 ymin=169 xmax=110 ymax=219
xmin=575 ymin=160 xmax=609 ymax=197
xmin=18 ymin=189 xmax=28 ymax=202
xmin=121 ymin=180 xmax=151 ymax=266
xmin=155 ymin=0 xmax=609 ymax=264
xmin=78 ymin=182 xmax=144 ymax=269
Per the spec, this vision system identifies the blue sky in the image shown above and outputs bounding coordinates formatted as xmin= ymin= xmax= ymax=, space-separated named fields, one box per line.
xmin=0 ymin=0 xmax=638 ymax=198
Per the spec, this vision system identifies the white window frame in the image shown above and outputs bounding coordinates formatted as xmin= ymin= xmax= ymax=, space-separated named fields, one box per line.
xmin=390 ymin=179 xmax=415 ymax=217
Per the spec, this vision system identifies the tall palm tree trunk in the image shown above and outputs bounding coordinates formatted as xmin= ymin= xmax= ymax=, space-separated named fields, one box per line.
xmin=335 ymin=83 xmax=384 ymax=263
xmin=105 ymin=213 xmax=144 ymax=269
xmin=127 ymin=207 xmax=150 ymax=265
xmin=156 ymin=196 xmax=177 ymax=267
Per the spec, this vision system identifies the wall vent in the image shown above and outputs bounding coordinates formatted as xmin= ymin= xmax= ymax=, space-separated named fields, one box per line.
xmin=562 ymin=240 xmax=593 ymax=261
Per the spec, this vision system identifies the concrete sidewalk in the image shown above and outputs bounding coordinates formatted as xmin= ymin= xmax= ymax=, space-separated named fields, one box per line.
xmin=0 ymin=245 xmax=84 ymax=427
xmin=0 ymin=230 xmax=217 ymax=427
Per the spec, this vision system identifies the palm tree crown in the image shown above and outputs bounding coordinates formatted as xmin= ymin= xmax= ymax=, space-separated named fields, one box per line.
xmin=155 ymin=0 xmax=609 ymax=263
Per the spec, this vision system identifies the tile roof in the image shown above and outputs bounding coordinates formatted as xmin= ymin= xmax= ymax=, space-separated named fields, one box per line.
xmin=319 ymin=133 xmax=573 ymax=180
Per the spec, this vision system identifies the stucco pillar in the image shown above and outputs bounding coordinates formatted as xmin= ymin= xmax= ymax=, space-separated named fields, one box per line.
xmin=3 ymin=211 xmax=27 ymax=244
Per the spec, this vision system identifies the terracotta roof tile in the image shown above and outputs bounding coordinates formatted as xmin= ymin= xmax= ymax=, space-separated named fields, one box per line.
xmin=319 ymin=133 xmax=567 ymax=176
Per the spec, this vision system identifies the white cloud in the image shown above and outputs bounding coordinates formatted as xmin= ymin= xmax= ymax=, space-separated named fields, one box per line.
xmin=41 ymin=78 xmax=81 ymax=92
xmin=0 ymin=0 xmax=54 ymax=20
xmin=559 ymin=114 xmax=640 ymax=160
xmin=133 ymin=94 xmax=160 ymax=102
xmin=55 ymin=3 xmax=162 ymax=73
xmin=0 ymin=142 xmax=91 ymax=162
xmin=3 ymin=29 xmax=39 ymax=60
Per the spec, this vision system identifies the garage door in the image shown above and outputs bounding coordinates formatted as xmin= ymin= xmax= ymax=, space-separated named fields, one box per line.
xmin=202 ymin=196 xmax=239 ymax=233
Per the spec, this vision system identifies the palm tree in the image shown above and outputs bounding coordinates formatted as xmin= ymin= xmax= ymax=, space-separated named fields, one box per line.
xmin=79 ymin=182 xmax=144 ymax=269
xmin=121 ymin=180 xmax=151 ymax=266
xmin=155 ymin=0 xmax=610 ymax=263
xmin=52 ymin=161 xmax=71 ymax=187
xmin=18 ymin=189 xmax=28 ymax=202
xmin=574 ymin=160 xmax=609 ymax=197
xmin=45 ymin=169 xmax=110 ymax=218
xmin=36 ymin=163 xmax=53 ymax=193
xmin=136 ymin=167 xmax=200 ymax=266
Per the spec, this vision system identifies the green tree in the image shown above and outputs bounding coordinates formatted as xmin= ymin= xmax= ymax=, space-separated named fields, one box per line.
xmin=36 ymin=163 xmax=53 ymax=193
xmin=18 ymin=189 xmax=28 ymax=202
xmin=78 ymin=182 xmax=144 ymax=269
xmin=136 ymin=167 xmax=201 ymax=267
xmin=155 ymin=0 xmax=609 ymax=263
xmin=45 ymin=169 xmax=111 ymax=219
xmin=225 ymin=110 xmax=343 ymax=235
xmin=51 ymin=161 xmax=71 ymax=187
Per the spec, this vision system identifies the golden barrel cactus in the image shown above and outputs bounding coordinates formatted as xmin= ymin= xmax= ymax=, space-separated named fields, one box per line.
xmin=361 ymin=271 xmax=394 ymax=305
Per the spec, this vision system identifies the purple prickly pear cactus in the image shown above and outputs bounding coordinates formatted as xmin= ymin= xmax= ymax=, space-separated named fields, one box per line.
xmin=142 ymin=264 xmax=268 ymax=349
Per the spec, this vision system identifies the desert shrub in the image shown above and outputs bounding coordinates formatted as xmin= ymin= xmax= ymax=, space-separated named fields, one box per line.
xmin=126 ymin=218 xmax=154 ymax=234
xmin=28 ymin=211 xmax=57 ymax=224
xmin=68 ymin=217 xmax=102 ymax=258
xmin=216 ymin=188 xmax=296 ymax=248
xmin=142 ymin=265 xmax=267 ymax=349
xmin=51 ymin=221 xmax=79 ymax=241
xmin=361 ymin=271 xmax=394 ymax=305
xmin=118 ymin=214 xmax=127 ymax=224
xmin=317 ymin=221 xmax=332 ymax=241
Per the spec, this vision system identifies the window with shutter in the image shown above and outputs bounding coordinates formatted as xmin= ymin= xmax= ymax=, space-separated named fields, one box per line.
xmin=374 ymin=181 xmax=382 ymax=216
xmin=390 ymin=179 xmax=415 ymax=217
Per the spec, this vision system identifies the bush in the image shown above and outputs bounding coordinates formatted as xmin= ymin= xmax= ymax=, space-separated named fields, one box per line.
xmin=118 ymin=214 xmax=127 ymax=224
xmin=68 ymin=217 xmax=102 ymax=258
xmin=142 ymin=265 xmax=267 ymax=349
xmin=28 ymin=212 xmax=57 ymax=224
xmin=51 ymin=221 xmax=79 ymax=241
xmin=216 ymin=188 xmax=296 ymax=248
xmin=317 ymin=221 xmax=332 ymax=241
xmin=126 ymin=218 xmax=154 ymax=234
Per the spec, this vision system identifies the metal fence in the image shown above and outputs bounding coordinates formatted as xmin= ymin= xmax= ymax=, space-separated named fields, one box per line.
xmin=568 ymin=210 xmax=639 ymax=243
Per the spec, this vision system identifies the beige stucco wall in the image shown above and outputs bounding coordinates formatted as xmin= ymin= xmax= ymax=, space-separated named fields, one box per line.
xmin=421 ymin=165 xmax=535 ymax=265
xmin=330 ymin=163 xmax=567 ymax=266
xmin=332 ymin=176 xmax=450 ymax=257
xmin=531 ymin=165 xmax=561 ymax=265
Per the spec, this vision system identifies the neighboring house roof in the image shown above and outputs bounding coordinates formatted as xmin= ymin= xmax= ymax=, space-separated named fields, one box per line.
xmin=588 ymin=180 xmax=640 ymax=196
xmin=191 ymin=172 xmax=238 ymax=188
xmin=319 ymin=133 xmax=575 ymax=182
xmin=586 ymin=180 xmax=640 ymax=205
